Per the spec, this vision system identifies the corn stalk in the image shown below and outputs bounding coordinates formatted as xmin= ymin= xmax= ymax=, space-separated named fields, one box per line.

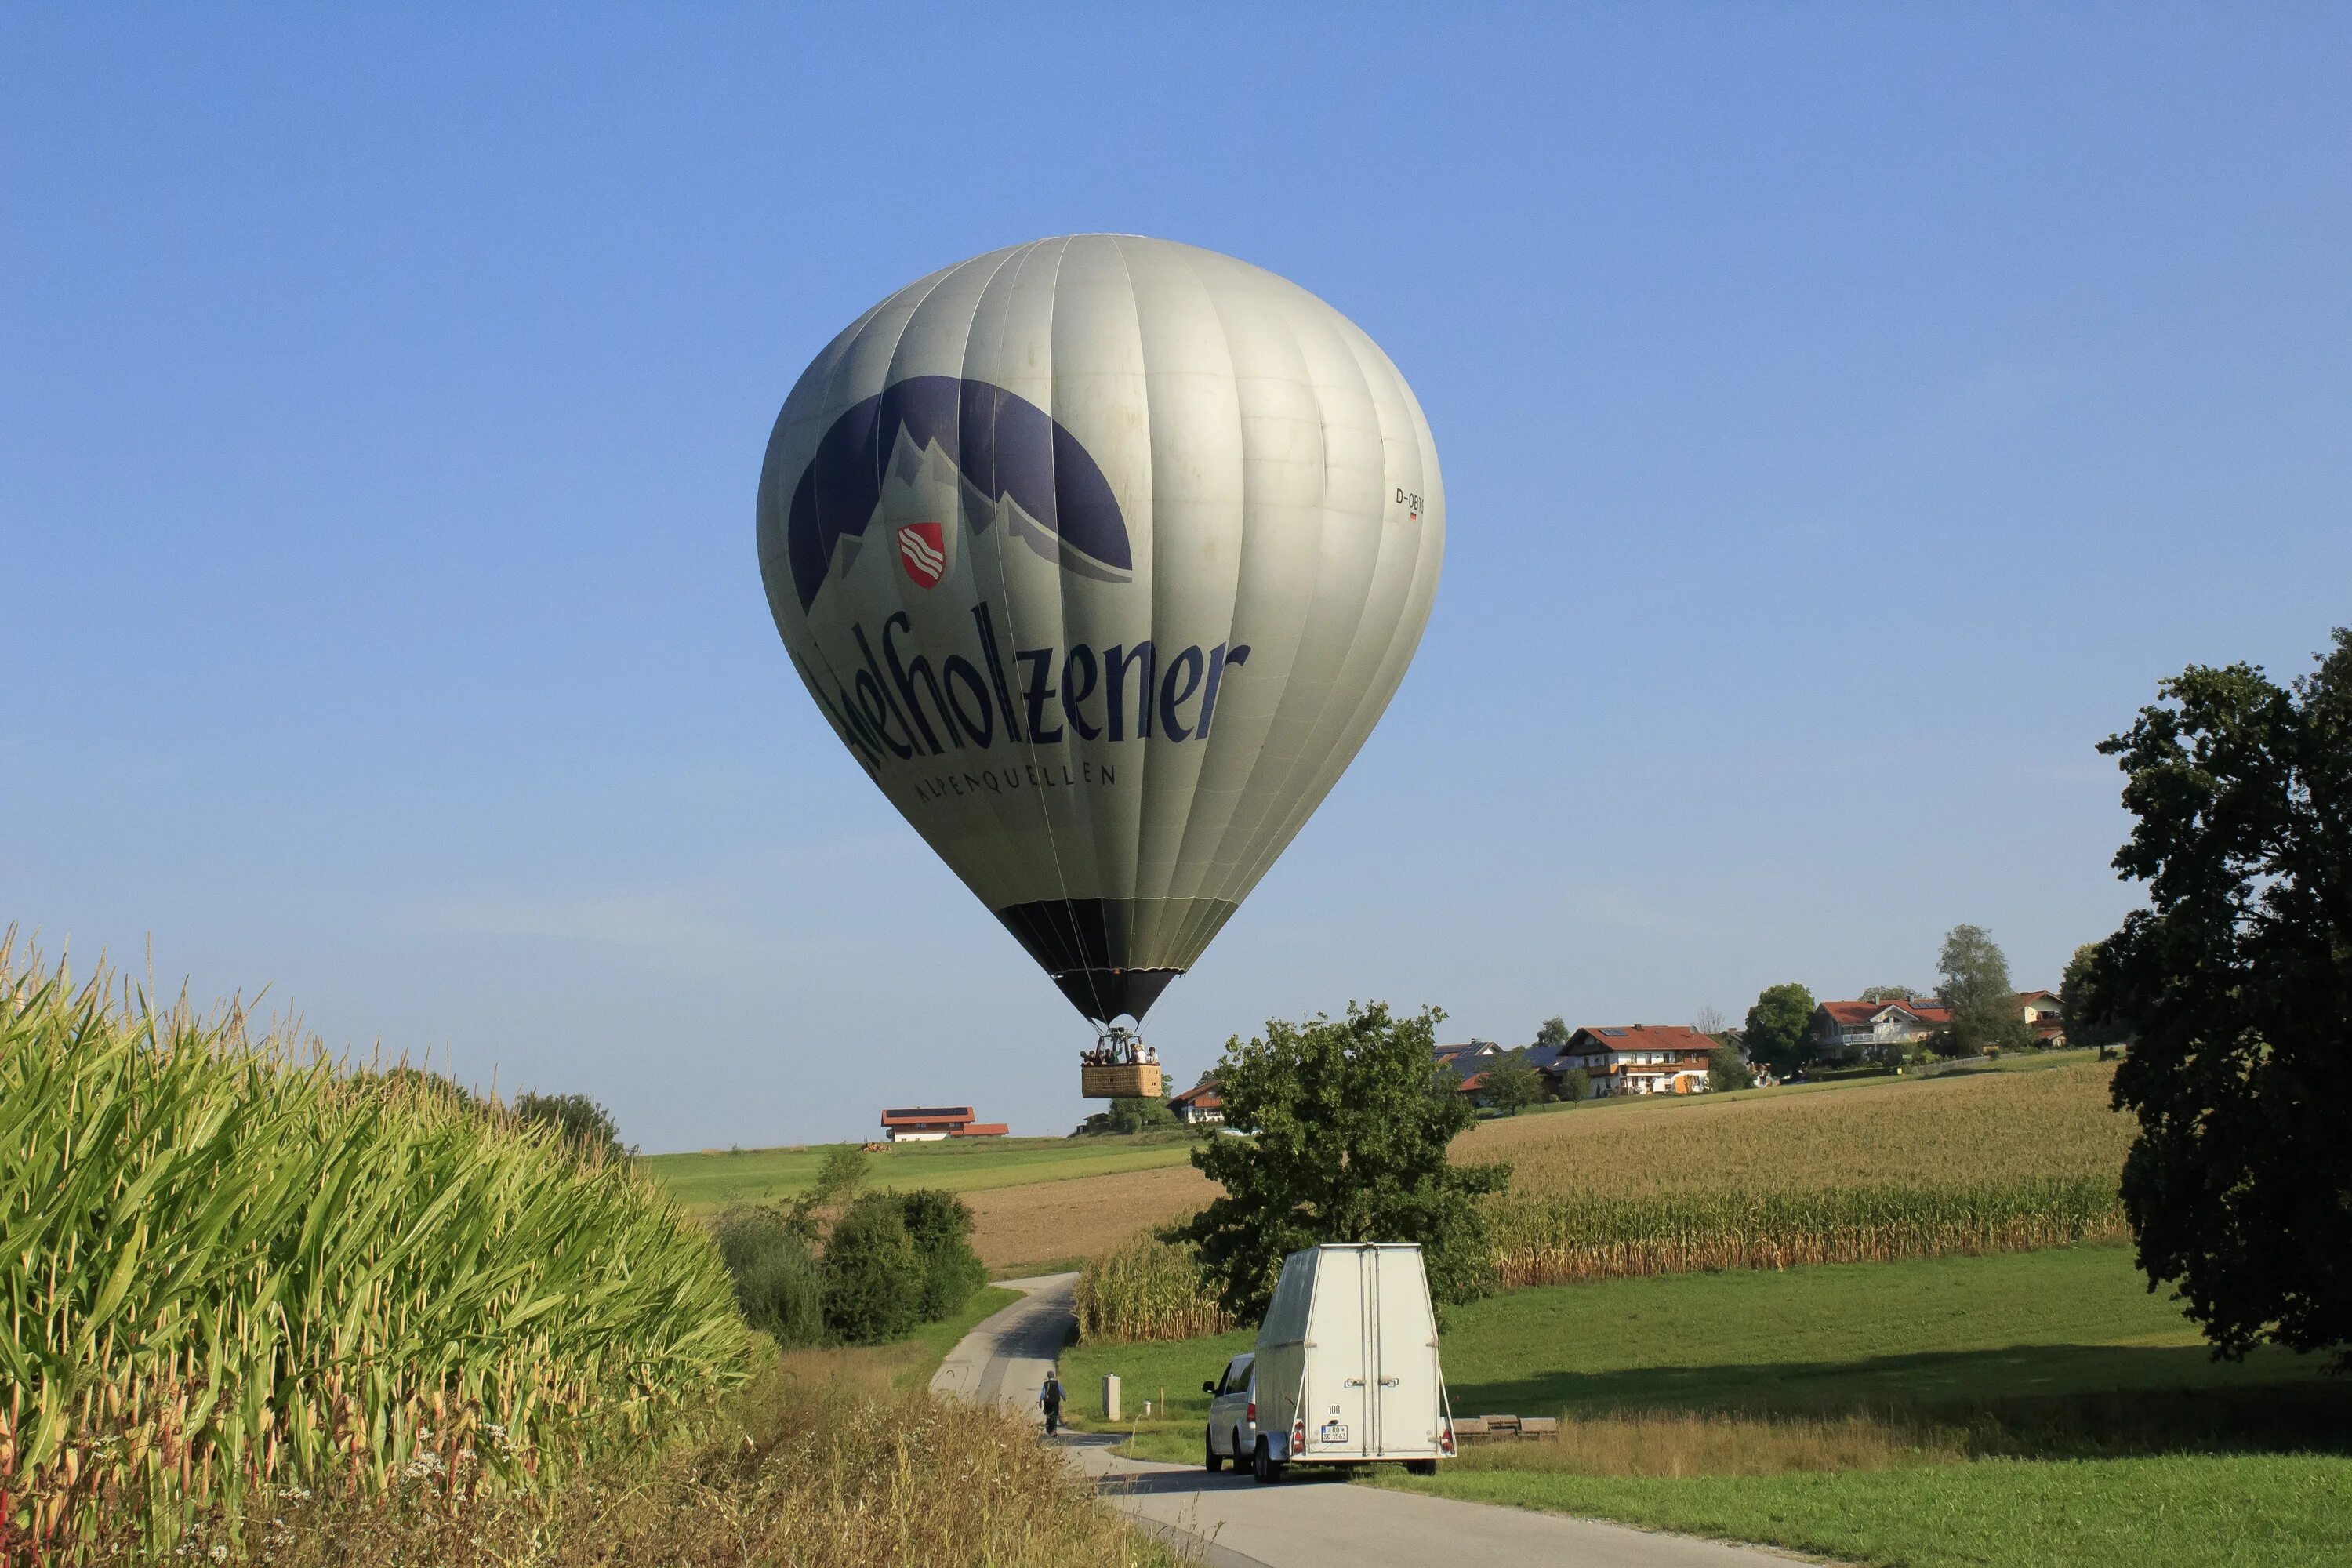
xmin=0 ymin=941 xmax=749 ymax=1563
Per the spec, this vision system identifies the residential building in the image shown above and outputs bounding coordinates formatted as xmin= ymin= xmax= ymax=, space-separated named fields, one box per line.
xmin=1167 ymin=1081 xmax=1225 ymax=1125
xmin=1553 ymin=1025 xmax=1717 ymax=1096
xmin=878 ymin=1105 xmax=1009 ymax=1142
xmin=2016 ymin=989 xmax=2067 ymax=1045
xmin=1811 ymin=999 xmax=1952 ymax=1060
xmin=1432 ymin=1040 xmax=1506 ymax=1087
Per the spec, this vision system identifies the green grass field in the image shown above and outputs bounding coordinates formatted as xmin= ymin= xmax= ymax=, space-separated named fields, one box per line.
xmin=1379 ymin=1456 xmax=2352 ymax=1568
xmin=1066 ymin=1246 xmax=2325 ymax=1438
xmin=644 ymin=1131 xmax=1198 ymax=1211
xmin=1069 ymin=1246 xmax=2350 ymax=1565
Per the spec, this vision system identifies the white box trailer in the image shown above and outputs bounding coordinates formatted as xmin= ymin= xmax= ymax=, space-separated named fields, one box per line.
xmin=1238 ymin=1243 xmax=1457 ymax=1482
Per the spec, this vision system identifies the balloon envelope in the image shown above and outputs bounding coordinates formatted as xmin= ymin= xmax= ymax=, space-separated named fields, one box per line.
xmin=757 ymin=235 xmax=1443 ymax=1023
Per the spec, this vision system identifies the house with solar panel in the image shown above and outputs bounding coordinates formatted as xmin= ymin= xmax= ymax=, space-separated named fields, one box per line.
xmin=1430 ymin=1039 xmax=1508 ymax=1095
xmin=1552 ymin=1025 xmax=1718 ymax=1096
xmin=877 ymin=1106 xmax=1010 ymax=1142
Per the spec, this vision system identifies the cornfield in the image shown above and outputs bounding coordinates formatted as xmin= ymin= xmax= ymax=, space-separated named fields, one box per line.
xmin=1076 ymin=1238 xmax=1231 ymax=1345
xmin=1074 ymin=1181 xmax=2125 ymax=1341
xmin=1487 ymin=1179 xmax=2126 ymax=1288
xmin=1465 ymin=1062 xmax=2132 ymax=1200
xmin=0 ymin=944 xmax=749 ymax=1563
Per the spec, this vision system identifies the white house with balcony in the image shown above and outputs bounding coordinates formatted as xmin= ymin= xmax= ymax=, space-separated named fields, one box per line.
xmin=1555 ymin=1025 xmax=1716 ymax=1095
xmin=1810 ymin=999 xmax=1951 ymax=1061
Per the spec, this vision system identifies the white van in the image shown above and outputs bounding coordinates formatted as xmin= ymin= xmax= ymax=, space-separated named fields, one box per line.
xmin=1203 ymin=1243 xmax=1457 ymax=1483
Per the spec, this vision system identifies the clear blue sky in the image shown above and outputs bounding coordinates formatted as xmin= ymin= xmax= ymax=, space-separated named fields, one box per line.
xmin=6 ymin=6 xmax=2347 ymax=1152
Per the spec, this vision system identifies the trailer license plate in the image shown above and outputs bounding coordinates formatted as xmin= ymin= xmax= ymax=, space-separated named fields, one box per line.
xmin=1319 ymin=1421 xmax=1349 ymax=1443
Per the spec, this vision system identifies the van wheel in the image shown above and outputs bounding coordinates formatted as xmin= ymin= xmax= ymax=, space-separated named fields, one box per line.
xmin=1252 ymin=1438 xmax=1285 ymax=1484
xmin=1203 ymin=1431 xmax=1223 ymax=1473
xmin=1405 ymin=1459 xmax=1437 ymax=1475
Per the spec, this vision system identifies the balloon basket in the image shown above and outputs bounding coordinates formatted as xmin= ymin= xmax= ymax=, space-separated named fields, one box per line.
xmin=1080 ymin=1024 xmax=1163 ymax=1098
xmin=1080 ymin=1062 xmax=1164 ymax=1099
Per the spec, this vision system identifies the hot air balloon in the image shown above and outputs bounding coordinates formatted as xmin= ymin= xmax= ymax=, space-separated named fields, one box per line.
xmin=756 ymin=235 xmax=1443 ymax=1097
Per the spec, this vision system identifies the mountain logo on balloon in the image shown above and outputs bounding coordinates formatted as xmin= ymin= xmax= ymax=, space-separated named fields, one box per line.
xmin=895 ymin=522 xmax=946 ymax=588
xmin=785 ymin=376 xmax=1134 ymax=612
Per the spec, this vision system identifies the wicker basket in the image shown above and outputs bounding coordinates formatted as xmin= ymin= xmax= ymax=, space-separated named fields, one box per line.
xmin=1080 ymin=1062 xmax=1165 ymax=1099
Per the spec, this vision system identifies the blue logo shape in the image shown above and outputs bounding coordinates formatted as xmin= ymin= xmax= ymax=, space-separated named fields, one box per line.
xmin=786 ymin=376 xmax=1134 ymax=612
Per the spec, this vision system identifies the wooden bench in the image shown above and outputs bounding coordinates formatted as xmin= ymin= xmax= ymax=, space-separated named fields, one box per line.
xmin=1451 ymin=1413 xmax=1559 ymax=1443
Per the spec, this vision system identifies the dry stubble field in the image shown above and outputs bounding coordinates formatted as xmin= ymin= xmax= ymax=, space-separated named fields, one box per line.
xmin=969 ymin=1161 xmax=1215 ymax=1270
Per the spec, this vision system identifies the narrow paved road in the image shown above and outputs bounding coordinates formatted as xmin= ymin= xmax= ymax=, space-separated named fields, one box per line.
xmin=931 ymin=1272 xmax=1078 ymax=1414
xmin=935 ymin=1275 xmax=1817 ymax=1568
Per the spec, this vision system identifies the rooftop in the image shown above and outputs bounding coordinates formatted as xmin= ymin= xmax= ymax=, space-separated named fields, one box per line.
xmin=1566 ymin=1025 xmax=1716 ymax=1051
xmin=1818 ymin=1000 xmax=1952 ymax=1027
xmin=880 ymin=1105 xmax=976 ymax=1127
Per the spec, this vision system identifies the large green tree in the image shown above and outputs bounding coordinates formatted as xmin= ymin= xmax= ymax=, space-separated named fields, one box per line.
xmin=1741 ymin=983 xmax=1815 ymax=1076
xmin=1935 ymin=924 xmax=2034 ymax=1056
xmin=2090 ymin=629 xmax=2352 ymax=1367
xmin=1478 ymin=1050 xmax=1548 ymax=1115
xmin=1171 ymin=1003 xmax=1509 ymax=1318
xmin=1531 ymin=1016 xmax=1571 ymax=1052
xmin=2060 ymin=940 xmax=2128 ymax=1060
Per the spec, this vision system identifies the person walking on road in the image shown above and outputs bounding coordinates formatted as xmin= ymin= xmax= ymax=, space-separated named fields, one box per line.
xmin=1040 ymin=1368 xmax=1067 ymax=1436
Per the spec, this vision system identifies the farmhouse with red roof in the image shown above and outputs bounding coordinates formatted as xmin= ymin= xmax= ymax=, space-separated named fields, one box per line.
xmin=1555 ymin=1025 xmax=1717 ymax=1096
xmin=1167 ymin=1080 xmax=1225 ymax=1126
xmin=877 ymin=1106 xmax=1008 ymax=1142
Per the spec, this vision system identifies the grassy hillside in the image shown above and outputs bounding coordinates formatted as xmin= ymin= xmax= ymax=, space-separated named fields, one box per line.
xmin=657 ymin=1056 xmax=2135 ymax=1276
xmin=645 ymin=1131 xmax=1198 ymax=1212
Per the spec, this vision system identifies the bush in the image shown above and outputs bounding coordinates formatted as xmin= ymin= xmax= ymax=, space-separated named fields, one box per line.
xmin=1558 ymin=1067 xmax=1593 ymax=1103
xmin=822 ymin=1192 xmax=925 ymax=1344
xmin=897 ymin=1189 xmax=989 ymax=1320
xmin=1706 ymin=1046 xmax=1755 ymax=1093
xmin=512 ymin=1090 xmax=630 ymax=1162
xmin=712 ymin=1206 xmax=826 ymax=1347
xmin=1075 ymin=1095 xmax=1178 ymax=1135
